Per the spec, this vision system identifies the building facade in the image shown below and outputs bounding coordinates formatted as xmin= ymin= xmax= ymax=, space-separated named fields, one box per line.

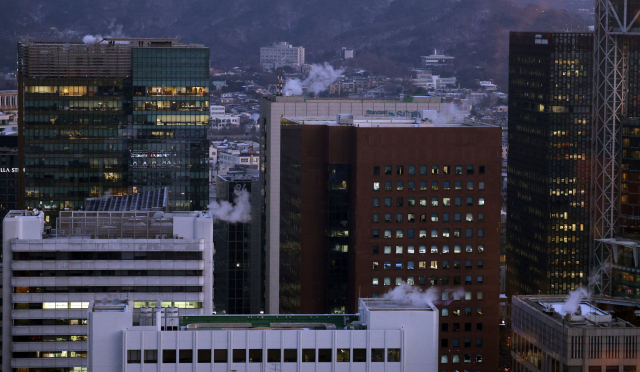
xmin=511 ymin=295 xmax=640 ymax=372
xmin=259 ymin=42 xmax=305 ymax=70
xmin=2 ymin=209 xmax=213 ymax=372
xmin=213 ymin=173 xmax=263 ymax=314
xmin=88 ymin=298 xmax=438 ymax=372
xmin=17 ymin=38 xmax=210 ymax=223
xmin=507 ymin=32 xmax=593 ymax=296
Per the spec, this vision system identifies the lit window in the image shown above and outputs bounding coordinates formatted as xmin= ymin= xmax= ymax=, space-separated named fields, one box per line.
xmin=432 ymin=198 xmax=439 ymax=207
xmin=384 ymin=277 xmax=391 ymax=286
xmin=397 ymin=181 xmax=403 ymax=191
xmin=477 ymin=292 xmax=483 ymax=300
xmin=455 ymin=165 xmax=462 ymax=175
xmin=373 ymin=262 xmax=379 ymax=270
xmin=430 ymin=261 xmax=437 ymax=269
xmin=372 ymin=277 xmax=379 ymax=285
xmin=396 ymin=245 xmax=403 ymax=254
xmin=465 ymin=292 xmax=472 ymax=300
xmin=442 ymin=245 xmax=450 ymax=253
xmin=466 ymin=244 xmax=473 ymax=253
xmin=373 ymin=214 xmax=380 ymax=222
xmin=384 ymin=261 xmax=391 ymax=270
xmin=395 ymin=261 xmax=403 ymax=270
xmin=431 ymin=245 xmax=438 ymax=253
xmin=455 ymin=181 xmax=462 ymax=190
xmin=397 ymin=166 xmax=404 ymax=175
xmin=385 ymin=181 xmax=392 ymax=191
xmin=466 ymin=213 xmax=473 ymax=222
xmin=442 ymin=308 xmax=449 ymax=317
xmin=408 ymin=213 xmax=415 ymax=222
xmin=467 ymin=181 xmax=473 ymax=190
xmin=419 ymin=229 xmax=427 ymax=238
xmin=407 ymin=276 xmax=414 ymax=285
xmin=384 ymin=166 xmax=392 ymax=175
xmin=431 ymin=229 xmax=438 ymax=238
xmin=408 ymin=197 xmax=415 ymax=206
xmin=396 ymin=213 xmax=403 ymax=223
xmin=396 ymin=230 xmax=403 ymax=238
xmin=408 ymin=245 xmax=415 ymax=254
xmin=444 ymin=181 xmax=451 ymax=190
xmin=454 ymin=245 xmax=461 ymax=254
xmin=432 ymin=181 xmax=439 ymax=191
xmin=478 ymin=198 xmax=485 ymax=206
xmin=478 ymin=245 xmax=484 ymax=253
xmin=443 ymin=197 xmax=451 ymax=206
xmin=431 ymin=213 xmax=439 ymax=222
xmin=373 ymin=182 xmax=380 ymax=191
xmin=432 ymin=165 xmax=439 ymax=175
xmin=395 ymin=277 xmax=402 ymax=285
xmin=384 ymin=246 xmax=392 ymax=254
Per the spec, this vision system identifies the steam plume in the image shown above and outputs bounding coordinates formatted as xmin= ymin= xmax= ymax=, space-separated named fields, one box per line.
xmin=284 ymin=63 xmax=344 ymax=95
xmin=82 ymin=35 xmax=101 ymax=44
xmin=207 ymin=189 xmax=250 ymax=223
xmin=383 ymin=282 xmax=466 ymax=308
xmin=561 ymin=287 xmax=589 ymax=315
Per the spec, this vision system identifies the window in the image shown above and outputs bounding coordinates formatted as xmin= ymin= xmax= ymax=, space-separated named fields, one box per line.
xmin=408 ymin=213 xmax=415 ymax=222
xmin=145 ymin=350 xmax=158 ymax=363
xmin=466 ymin=197 xmax=473 ymax=206
xmin=477 ymin=276 xmax=483 ymax=284
xmin=465 ymin=291 xmax=472 ymax=300
xmin=373 ymin=261 xmax=379 ymax=270
xmin=453 ymin=307 xmax=460 ymax=316
xmin=373 ymin=198 xmax=380 ymax=207
xmin=454 ymin=260 xmax=461 ymax=269
xmin=233 ymin=349 xmax=246 ymax=363
xmin=385 ymin=213 xmax=391 ymax=223
xmin=407 ymin=261 xmax=415 ymax=270
xmin=454 ymin=197 xmax=461 ymax=206
xmin=384 ymin=261 xmax=391 ymax=270
xmin=396 ymin=230 xmax=403 ymax=238
xmin=467 ymin=165 xmax=474 ymax=175
xmin=373 ymin=230 xmax=379 ymax=239
xmin=384 ymin=165 xmax=392 ymax=175
xmin=465 ymin=276 xmax=472 ymax=285
xmin=432 ymin=181 xmax=439 ymax=191
xmin=397 ymin=165 xmax=404 ymax=175
xmin=477 ymin=323 xmax=483 ymax=331
xmin=467 ymin=181 xmax=473 ymax=190
xmin=419 ymin=229 xmax=427 ymax=238
xmin=465 ymin=260 xmax=472 ymax=268
xmin=128 ymin=350 xmax=141 ymax=364
xmin=466 ymin=229 xmax=473 ymax=238
xmin=388 ymin=349 xmax=401 ymax=362
xmin=372 ymin=277 xmax=379 ymax=285
xmin=432 ymin=213 xmax=439 ymax=222
xmin=453 ymin=338 xmax=460 ymax=347
xmin=371 ymin=349 xmax=384 ymax=362
xmin=385 ymin=181 xmax=392 ymax=191
xmin=396 ymin=213 xmax=403 ymax=223
xmin=430 ymin=261 xmax=437 ymax=269
xmin=478 ymin=213 xmax=484 ymax=222
xmin=465 ymin=307 xmax=472 ymax=316
xmin=267 ymin=349 xmax=281 ymax=362
xmin=180 ymin=349 xmax=193 ymax=363
xmin=466 ymin=213 xmax=473 ymax=222
xmin=443 ymin=292 xmax=450 ymax=301
xmin=477 ymin=292 xmax=483 ymax=300
xmin=214 ymin=350 xmax=227 ymax=363
xmin=397 ymin=181 xmax=404 ymax=191
xmin=396 ymin=197 xmax=403 ymax=207
xmin=478 ymin=245 xmax=484 ymax=253
xmin=442 ymin=323 xmax=449 ymax=332
xmin=432 ymin=197 xmax=439 ymax=207
xmin=454 ymin=229 xmax=461 ymax=238
xmin=163 ymin=350 xmax=177 ymax=363
xmin=455 ymin=181 xmax=462 ymax=190
xmin=479 ymin=181 xmax=485 ymax=190
xmin=454 ymin=276 xmax=461 ymax=285
xmin=431 ymin=229 xmax=438 ymax=238
xmin=466 ymin=244 xmax=473 ymax=253
xmin=384 ymin=230 xmax=392 ymax=238
xmin=420 ymin=165 xmax=427 ymax=175
xmin=407 ymin=229 xmax=415 ymax=238
xmin=408 ymin=245 xmax=415 ymax=254
xmin=441 ymin=339 xmax=449 ymax=347
xmin=408 ymin=181 xmax=415 ymax=190
xmin=443 ymin=197 xmax=451 ymax=206
xmin=384 ymin=277 xmax=391 ymax=286
xmin=428 ymin=276 xmax=435 ymax=284
xmin=432 ymin=166 xmax=439 ymax=175
xmin=455 ymin=165 xmax=462 ymax=175
xmin=441 ymin=355 xmax=449 ymax=363
xmin=318 ymin=349 xmax=332 ymax=362
xmin=420 ymin=197 xmax=427 ymax=206
xmin=383 ymin=197 xmax=391 ymax=206
xmin=478 ymin=260 xmax=484 ymax=268
xmin=442 ymin=308 xmax=449 ymax=317
xmin=444 ymin=165 xmax=451 ymax=174
xmin=302 ymin=349 xmax=316 ymax=362
xmin=442 ymin=244 xmax=450 ymax=253
xmin=420 ymin=181 xmax=427 ymax=191
xmin=455 ymin=245 xmax=462 ymax=254
xmin=374 ymin=166 xmax=380 ymax=175
xmin=408 ymin=165 xmax=416 ymax=175
xmin=373 ymin=214 xmax=380 ymax=223
xmin=408 ymin=197 xmax=415 ymax=206
xmin=383 ymin=246 xmax=391 ymax=254
xmin=479 ymin=165 xmax=485 ymax=174
xmin=395 ymin=277 xmax=402 ymax=285
xmin=478 ymin=229 xmax=484 ymax=237
xmin=373 ymin=245 xmax=380 ymax=254
xmin=478 ymin=197 xmax=485 ymax=206
xmin=443 ymin=213 xmax=450 ymax=222
xmin=353 ymin=349 xmax=366 ymax=363
xmin=453 ymin=323 xmax=460 ymax=332
xmin=431 ymin=245 xmax=438 ymax=253
xmin=442 ymin=260 xmax=449 ymax=269
xmin=373 ymin=182 xmax=380 ymax=191
xmin=337 ymin=349 xmax=350 ymax=362
xmin=476 ymin=355 xmax=483 ymax=363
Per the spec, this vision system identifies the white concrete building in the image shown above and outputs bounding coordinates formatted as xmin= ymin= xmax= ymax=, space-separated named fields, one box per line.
xmin=412 ymin=75 xmax=457 ymax=90
xmin=260 ymin=42 xmax=305 ymax=70
xmin=2 ymin=209 xmax=214 ymax=372
xmin=210 ymin=106 xmax=241 ymax=131
xmin=420 ymin=50 xmax=455 ymax=67
xmin=218 ymin=149 xmax=259 ymax=169
xmin=88 ymin=298 xmax=438 ymax=372
xmin=512 ymin=295 xmax=640 ymax=372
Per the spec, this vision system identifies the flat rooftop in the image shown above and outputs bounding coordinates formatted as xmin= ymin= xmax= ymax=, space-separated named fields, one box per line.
xmin=360 ymin=298 xmax=436 ymax=311
xmin=180 ymin=314 xmax=358 ymax=330
xmin=282 ymin=117 xmax=493 ymax=128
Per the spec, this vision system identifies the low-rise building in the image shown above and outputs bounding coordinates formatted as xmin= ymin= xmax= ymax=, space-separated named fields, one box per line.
xmin=260 ymin=42 xmax=305 ymax=70
xmin=88 ymin=298 xmax=439 ymax=372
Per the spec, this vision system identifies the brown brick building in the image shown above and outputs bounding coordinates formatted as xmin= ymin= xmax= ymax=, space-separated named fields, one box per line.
xmin=271 ymin=110 xmax=501 ymax=371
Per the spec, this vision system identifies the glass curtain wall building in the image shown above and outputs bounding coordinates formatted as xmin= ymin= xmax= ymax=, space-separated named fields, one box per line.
xmin=17 ymin=39 xmax=209 ymax=223
xmin=507 ymin=32 xmax=592 ymax=296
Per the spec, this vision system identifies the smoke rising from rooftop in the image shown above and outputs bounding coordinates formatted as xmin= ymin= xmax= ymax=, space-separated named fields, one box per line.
xmin=284 ymin=63 xmax=344 ymax=95
xmin=383 ymin=282 xmax=466 ymax=308
xmin=207 ymin=189 xmax=250 ymax=223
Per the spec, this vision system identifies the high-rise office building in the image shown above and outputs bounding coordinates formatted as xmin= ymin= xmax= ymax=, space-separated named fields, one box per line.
xmin=213 ymin=172 xmax=263 ymax=314
xmin=507 ymin=32 xmax=593 ymax=296
xmin=260 ymin=96 xmax=502 ymax=371
xmin=17 ymin=38 xmax=210 ymax=223
xmin=259 ymin=42 xmax=305 ymax=70
xmin=2 ymin=208 xmax=213 ymax=372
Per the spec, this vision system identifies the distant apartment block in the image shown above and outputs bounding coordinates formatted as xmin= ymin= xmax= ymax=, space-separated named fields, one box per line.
xmin=259 ymin=42 xmax=305 ymax=70
xmin=0 ymin=90 xmax=17 ymax=114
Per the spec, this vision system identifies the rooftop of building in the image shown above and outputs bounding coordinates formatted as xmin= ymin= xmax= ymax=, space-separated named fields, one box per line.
xmin=19 ymin=38 xmax=204 ymax=48
xmin=359 ymin=298 xmax=437 ymax=312
xmin=84 ymin=188 xmax=168 ymax=212
xmin=282 ymin=115 xmax=495 ymax=128
xmin=515 ymin=294 xmax=640 ymax=328
xmin=179 ymin=314 xmax=358 ymax=331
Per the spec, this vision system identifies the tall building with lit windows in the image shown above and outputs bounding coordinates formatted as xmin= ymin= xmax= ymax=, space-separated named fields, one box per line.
xmin=506 ymin=32 xmax=593 ymax=297
xmin=17 ymin=38 xmax=210 ymax=224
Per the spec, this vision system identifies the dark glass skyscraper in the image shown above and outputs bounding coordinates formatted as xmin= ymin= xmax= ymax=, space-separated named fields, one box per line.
xmin=17 ymin=38 xmax=209 ymax=223
xmin=507 ymin=32 xmax=592 ymax=296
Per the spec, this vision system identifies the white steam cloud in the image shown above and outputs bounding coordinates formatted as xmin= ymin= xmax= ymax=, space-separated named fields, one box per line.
xmin=561 ymin=287 xmax=589 ymax=315
xmin=284 ymin=63 xmax=344 ymax=95
xmin=207 ymin=189 xmax=250 ymax=223
xmin=382 ymin=282 xmax=466 ymax=308
xmin=82 ymin=35 xmax=101 ymax=44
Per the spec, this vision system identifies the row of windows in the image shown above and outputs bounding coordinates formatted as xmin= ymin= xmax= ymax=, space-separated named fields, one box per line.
xmin=374 ymin=165 xmax=486 ymax=176
xmin=441 ymin=323 xmax=483 ymax=332
xmin=128 ymin=348 xmax=401 ymax=364
xmin=441 ymin=338 xmax=483 ymax=346
xmin=442 ymin=308 xmax=483 ymax=317
xmin=13 ymin=335 xmax=87 ymax=342
xmin=13 ymin=301 xmax=201 ymax=309
xmin=372 ymin=228 xmax=486 ymax=239
xmin=373 ymin=260 xmax=484 ymax=270
xmin=372 ymin=244 xmax=485 ymax=254
xmin=373 ymin=197 xmax=486 ymax=207
xmin=440 ymin=354 xmax=483 ymax=364
xmin=374 ymin=181 xmax=485 ymax=191
xmin=375 ymin=213 xmax=485 ymax=223
xmin=12 ymin=270 xmax=202 ymax=277
xmin=12 ymin=251 xmax=202 ymax=261
xmin=13 ymin=286 xmax=202 ymax=293
xmin=373 ymin=277 xmax=485 ymax=286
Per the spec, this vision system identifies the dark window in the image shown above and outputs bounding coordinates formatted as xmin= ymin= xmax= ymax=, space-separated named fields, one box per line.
xmin=479 ymin=165 xmax=485 ymax=174
xmin=387 ymin=349 xmax=401 ymax=362
xmin=163 ymin=349 xmax=176 ymax=363
xmin=397 ymin=165 xmax=404 ymax=175
xmin=465 ymin=338 xmax=471 ymax=348
xmin=214 ymin=349 xmax=227 ymax=363
xmin=465 ymin=323 xmax=472 ymax=332
xmin=467 ymin=165 xmax=474 ymax=174
xmin=233 ymin=349 xmax=246 ymax=363
xmin=302 ymin=349 xmax=315 ymax=362
xmin=374 ymin=166 xmax=380 ymax=175
xmin=453 ymin=338 xmax=460 ymax=347
xmin=476 ymin=338 xmax=483 ymax=347
xmin=453 ymin=323 xmax=460 ymax=332
xmin=248 ymin=349 xmax=262 ymax=363
xmin=127 ymin=350 xmax=141 ymax=364
xmin=441 ymin=323 xmax=449 ymax=332
xmin=371 ymin=349 xmax=385 ymax=362
xmin=318 ymin=349 xmax=332 ymax=362
xmin=145 ymin=350 xmax=158 ymax=363
xmin=420 ymin=165 xmax=427 ymax=175
xmin=455 ymin=165 xmax=462 ymax=175
xmin=441 ymin=339 xmax=449 ymax=348
xmin=179 ymin=349 xmax=193 ymax=363
xmin=353 ymin=349 xmax=366 ymax=362
xmin=284 ymin=349 xmax=297 ymax=362
xmin=373 ymin=245 xmax=379 ymax=254
xmin=419 ymin=276 xmax=426 ymax=285
xmin=384 ymin=165 xmax=392 ymax=175
xmin=197 ymin=349 xmax=211 ymax=363
xmin=396 ymin=197 xmax=403 ymax=207
xmin=477 ymin=323 xmax=483 ymax=331
xmin=408 ymin=165 xmax=416 ymax=175
xmin=373 ymin=230 xmax=379 ymax=239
